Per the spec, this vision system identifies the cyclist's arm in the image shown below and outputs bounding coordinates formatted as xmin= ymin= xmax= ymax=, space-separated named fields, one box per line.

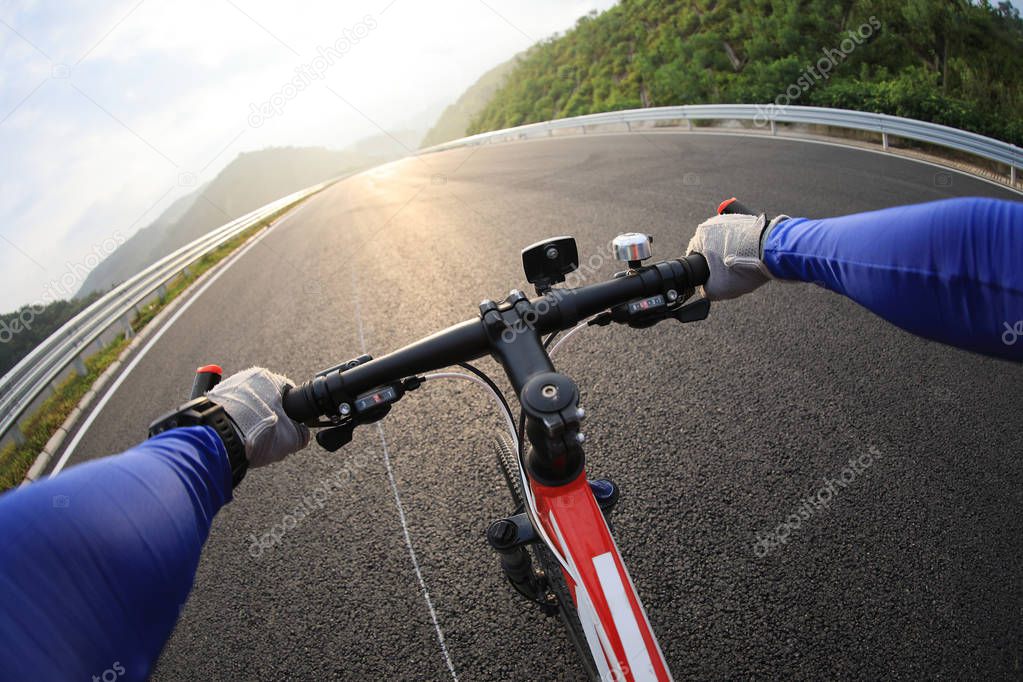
xmin=763 ymin=197 xmax=1023 ymax=361
xmin=0 ymin=426 xmax=231 ymax=682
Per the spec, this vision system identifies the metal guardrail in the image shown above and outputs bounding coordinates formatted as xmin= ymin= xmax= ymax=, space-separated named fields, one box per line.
xmin=0 ymin=181 xmax=332 ymax=446
xmin=4 ymin=104 xmax=1020 ymax=451
xmin=419 ymin=104 xmax=1022 ymax=184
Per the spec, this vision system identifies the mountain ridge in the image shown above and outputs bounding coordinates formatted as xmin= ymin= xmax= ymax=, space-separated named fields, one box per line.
xmin=76 ymin=132 xmax=421 ymax=297
xmin=419 ymin=55 xmax=521 ymax=148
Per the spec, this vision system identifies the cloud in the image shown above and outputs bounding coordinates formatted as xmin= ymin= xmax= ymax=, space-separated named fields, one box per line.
xmin=0 ymin=0 xmax=617 ymax=312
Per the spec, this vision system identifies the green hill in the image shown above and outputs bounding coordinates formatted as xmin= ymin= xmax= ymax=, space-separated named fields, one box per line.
xmin=420 ymin=55 xmax=522 ymax=148
xmin=469 ymin=0 xmax=1023 ymax=146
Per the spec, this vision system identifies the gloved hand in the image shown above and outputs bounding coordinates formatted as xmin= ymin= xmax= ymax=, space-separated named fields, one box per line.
xmin=686 ymin=212 xmax=788 ymax=300
xmin=207 ymin=367 xmax=310 ymax=468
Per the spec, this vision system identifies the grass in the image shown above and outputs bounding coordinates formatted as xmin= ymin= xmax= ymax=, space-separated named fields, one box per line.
xmin=0 ymin=198 xmax=314 ymax=491
xmin=0 ymin=336 xmax=127 ymax=490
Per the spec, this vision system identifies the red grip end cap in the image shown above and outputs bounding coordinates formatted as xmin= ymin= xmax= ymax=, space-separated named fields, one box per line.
xmin=717 ymin=197 xmax=738 ymax=215
xmin=196 ymin=364 xmax=223 ymax=376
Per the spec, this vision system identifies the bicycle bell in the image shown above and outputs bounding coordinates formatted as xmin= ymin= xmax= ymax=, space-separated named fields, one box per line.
xmin=612 ymin=232 xmax=652 ymax=268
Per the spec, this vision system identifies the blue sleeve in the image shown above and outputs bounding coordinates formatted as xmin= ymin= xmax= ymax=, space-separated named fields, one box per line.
xmin=763 ymin=197 xmax=1023 ymax=361
xmin=0 ymin=426 xmax=232 ymax=682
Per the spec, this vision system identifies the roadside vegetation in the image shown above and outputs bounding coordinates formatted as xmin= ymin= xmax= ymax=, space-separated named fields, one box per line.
xmin=469 ymin=0 xmax=1023 ymax=146
xmin=0 ymin=336 xmax=127 ymax=490
xmin=0 ymin=200 xmax=312 ymax=490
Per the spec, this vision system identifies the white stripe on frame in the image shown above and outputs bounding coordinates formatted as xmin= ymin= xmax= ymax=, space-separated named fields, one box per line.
xmin=593 ymin=552 xmax=656 ymax=681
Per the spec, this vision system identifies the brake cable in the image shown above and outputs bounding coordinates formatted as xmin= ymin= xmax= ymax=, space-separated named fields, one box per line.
xmin=456 ymin=361 xmax=514 ymax=419
xmin=421 ymin=369 xmax=517 ymax=445
xmin=419 ymin=364 xmax=582 ymax=584
xmin=548 ymin=318 xmax=592 ymax=356
xmin=408 ymin=314 xmax=602 ymax=584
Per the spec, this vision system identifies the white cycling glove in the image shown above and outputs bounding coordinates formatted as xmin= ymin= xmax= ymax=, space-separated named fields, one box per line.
xmin=207 ymin=367 xmax=310 ymax=468
xmin=686 ymin=212 xmax=789 ymax=301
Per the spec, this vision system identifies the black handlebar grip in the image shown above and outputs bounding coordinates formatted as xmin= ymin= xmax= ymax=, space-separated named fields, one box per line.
xmin=282 ymin=382 xmax=318 ymax=423
xmin=190 ymin=364 xmax=223 ymax=400
xmin=683 ymin=253 xmax=710 ymax=287
xmin=717 ymin=197 xmax=755 ymax=216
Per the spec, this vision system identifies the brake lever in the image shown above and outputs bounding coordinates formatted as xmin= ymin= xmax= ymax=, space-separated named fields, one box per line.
xmin=316 ymin=423 xmax=356 ymax=451
xmin=670 ymin=298 xmax=710 ymax=323
xmin=315 ymin=404 xmax=392 ymax=451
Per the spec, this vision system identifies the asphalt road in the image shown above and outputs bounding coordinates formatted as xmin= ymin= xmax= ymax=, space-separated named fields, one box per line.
xmin=53 ymin=132 xmax=1022 ymax=680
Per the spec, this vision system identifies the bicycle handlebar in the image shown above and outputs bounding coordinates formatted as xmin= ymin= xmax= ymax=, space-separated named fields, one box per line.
xmin=282 ymin=252 xmax=709 ymax=424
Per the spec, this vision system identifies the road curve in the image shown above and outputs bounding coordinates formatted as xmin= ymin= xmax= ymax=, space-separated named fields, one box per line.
xmin=52 ymin=132 xmax=1022 ymax=680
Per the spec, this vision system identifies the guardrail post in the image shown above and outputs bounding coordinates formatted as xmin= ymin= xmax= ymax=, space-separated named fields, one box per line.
xmin=882 ymin=131 xmax=889 ymax=150
xmin=1012 ymin=165 xmax=1017 ymax=185
xmin=123 ymin=313 xmax=135 ymax=339
xmin=11 ymin=425 xmax=25 ymax=446
xmin=73 ymin=355 xmax=87 ymax=377
xmin=770 ymin=120 xmax=776 ymax=136
xmin=157 ymin=283 xmax=168 ymax=299
xmin=625 ymin=120 xmax=631 ymax=132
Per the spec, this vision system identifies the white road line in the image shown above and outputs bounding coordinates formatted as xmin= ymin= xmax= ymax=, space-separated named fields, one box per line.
xmin=50 ymin=205 xmax=309 ymax=475
xmin=350 ymin=267 xmax=459 ymax=681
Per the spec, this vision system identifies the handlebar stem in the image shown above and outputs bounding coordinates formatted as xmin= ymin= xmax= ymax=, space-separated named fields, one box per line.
xmin=484 ymin=292 xmax=585 ymax=486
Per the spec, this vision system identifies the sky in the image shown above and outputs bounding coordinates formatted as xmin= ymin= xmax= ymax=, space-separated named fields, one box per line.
xmin=0 ymin=0 xmax=618 ymax=312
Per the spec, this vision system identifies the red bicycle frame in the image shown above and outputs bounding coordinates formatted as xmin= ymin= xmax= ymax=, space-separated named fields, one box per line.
xmin=533 ymin=472 xmax=672 ymax=681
